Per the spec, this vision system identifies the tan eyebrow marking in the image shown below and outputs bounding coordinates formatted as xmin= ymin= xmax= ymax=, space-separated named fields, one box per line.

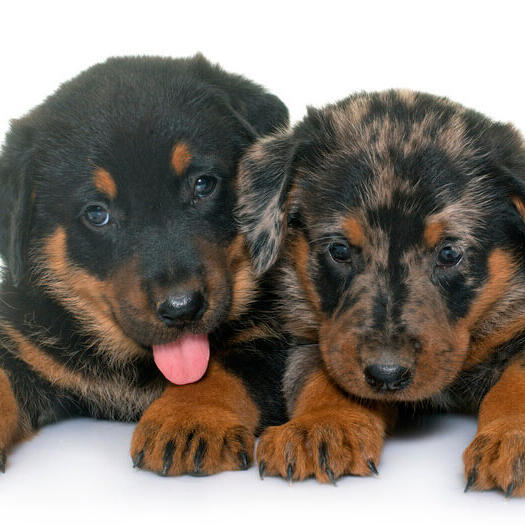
xmin=93 ymin=168 xmax=117 ymax=199
xmin=423 ymin=220 xmax=445 ymax=248
xmin=171 ymin=142 xmax=192 ymax=176
xmin=343 ymin=217 xmax=365 ymax=247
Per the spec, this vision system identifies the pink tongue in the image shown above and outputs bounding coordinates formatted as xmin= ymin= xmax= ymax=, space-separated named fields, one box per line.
xmin=152 ymin=333 xmax=210 ymax=385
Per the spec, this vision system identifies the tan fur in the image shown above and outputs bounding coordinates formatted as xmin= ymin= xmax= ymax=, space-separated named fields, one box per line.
xmin=423 ymin=220 xmax=445 ymax=248
xmin=292 ymin=234 xmax=323 ymax=319
xmin=463 ymin=359 xmax=525 ymax=495
xmin=93 ymin=168 xmax=117 ymax=199
xmin=257 ymin=368 xmax=394 ymax=482
xmin=34 ymin=227 xmax=148 ymax=364
xmin=279 ymin=258 xmax=320 ymax=341
xmin=131 ymin=360 xmax=259 ymax=475
xmin=0 ymin=369 xmax=30 ymax=452
xmin=171 ymin=142 xmax=192 ymax=175
xmin=229 ymin=324 xmax=279 ymax=345
xmin=342 ymin=217 xmax=365 ymax=247
xmin=460 ymin=249 xmax=517 ymax=367
xmin=0 ymin=323 xmax=163 ymax=420
xmin=226 ymin=234 xmax=258 ymax=319
xmin=512 ymin=196 xmax=525 ymax=222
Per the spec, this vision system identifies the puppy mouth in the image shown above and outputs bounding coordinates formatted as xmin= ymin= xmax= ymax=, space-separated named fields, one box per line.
xmin=129 ymin=326 xmax=214 ymax=385
xmin=111 ymin=308 xmax=216 ymax=385
xmin=152 ymin=333 xmax=210 ymax=385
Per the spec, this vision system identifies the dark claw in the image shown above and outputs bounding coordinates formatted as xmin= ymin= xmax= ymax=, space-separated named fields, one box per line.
xmin=234 ymin=432 xmax=247 ymax=450
xmin=132 ymin=449 xmax=144 ymax=469
xmin=193 ymin=438 xmax=207 ymax=474
xmin=326 ymin=467 xmax=337 ymax=486
xmin=161 ymin=440 xmax=176 ymax=476
xmin=318 ymin=442 xmax=328 ymax=470
xmin=183 ymin=430 xmax=196 ymax=456
xmin=259 ymin=461 xmax=266 ymax=480
xmin=239 ymin=451 xmax=250 ymax=471
xmin=287 ymin=463 xmax=294 ymax=484
xmin=464 ymin=470 xmax=477 ymax=493
xmin=367 ymin=460 xmax=379 ymax=476
xmin=506 ymin=483 xmax=516 ymax=498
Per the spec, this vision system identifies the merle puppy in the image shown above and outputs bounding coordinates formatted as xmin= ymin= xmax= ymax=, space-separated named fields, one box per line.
xmin=238 ymin=90 xmax=525 ymax=496
xmin=0 ymin=55 xmax=288 ymax=476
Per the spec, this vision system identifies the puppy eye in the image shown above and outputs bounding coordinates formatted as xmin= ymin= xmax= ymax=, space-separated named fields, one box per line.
xmin=83 ymin=204 xmax=110 ymax=227
xmin=193 ymin=175 xmax=217 ymax=199
xmin=329 ymin=242 xmax=352 ymax=263
xmin=437 ymin=245 xmax=462 ymax=267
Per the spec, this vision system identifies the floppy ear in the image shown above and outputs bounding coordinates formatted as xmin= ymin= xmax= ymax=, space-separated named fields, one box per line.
xmin=237 ymin=105 xmax=337 ymax=275
xmin=191 ymin=53 xmax=289 ymax=139
xmin=0 ymin=121 xmax=36 ymax=286
xmin=236 ymin=131 xmax=299 ymax=275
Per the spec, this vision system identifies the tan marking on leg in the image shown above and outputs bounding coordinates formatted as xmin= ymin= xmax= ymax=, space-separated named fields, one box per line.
xmin=463 ymin=359 xmax=525 ymax=496
xmin=93 ymin=168 xmax=117 ymax=199
xmin=0 ymin=369 xmax=28 ymax=454
xmin=257 ymin=368 xmax=394 ymax=482
xmin=171 ymin=143 xmax=192 ymax=175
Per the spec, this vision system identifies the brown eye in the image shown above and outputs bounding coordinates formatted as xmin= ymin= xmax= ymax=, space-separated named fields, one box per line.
xmin=329 ymin=242 xmax=351 ymax=263
xmin=193 ymin=175 xmax=217 ymax=199
xmin=437 ymin=245 xmax=462 ymax=267
xmin=83 ymin=204 xmax=110 ymax=227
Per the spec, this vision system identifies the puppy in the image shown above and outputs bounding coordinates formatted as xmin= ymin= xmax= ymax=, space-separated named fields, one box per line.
xmin=0 ymin=54 xmax=289 ymax=476
xmin=238 ymin=90 xmax=525 ymax=495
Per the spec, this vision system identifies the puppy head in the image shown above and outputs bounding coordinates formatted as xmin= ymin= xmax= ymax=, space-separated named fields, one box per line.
xmin=239 ymin=90 xmax=525 ymax=401
xmin=0 ymin=55 xmax=288 ymax=377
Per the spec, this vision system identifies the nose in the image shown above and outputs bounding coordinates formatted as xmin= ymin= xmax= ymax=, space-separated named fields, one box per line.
xmin=364 ymin=364 xmax=412 ymax=392
xmin=157 ymin=291 xmax=205 ymax=326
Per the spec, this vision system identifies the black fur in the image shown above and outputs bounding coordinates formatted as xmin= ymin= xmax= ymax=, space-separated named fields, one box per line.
xmin=0 ymin=55 xmax=289 ymax=473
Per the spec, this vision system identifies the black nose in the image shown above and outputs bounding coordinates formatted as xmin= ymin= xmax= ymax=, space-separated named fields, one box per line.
xmin=157 ymin=291 xmax=205 ymax=326
xmin=364 ymin=364 xmax=411 ymax=392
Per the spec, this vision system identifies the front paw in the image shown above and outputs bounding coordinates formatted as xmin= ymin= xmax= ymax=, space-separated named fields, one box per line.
xmin=463 ymin=418 xmax=525 ymax=497
xmin=257 ymin=410 xmax=383 ymax=484
xmin=131 ymin=405 xmax=254 ymax=477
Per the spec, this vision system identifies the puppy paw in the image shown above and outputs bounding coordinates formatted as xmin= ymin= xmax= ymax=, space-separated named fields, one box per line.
xmin=257 ymin=410 xmax=383 ymax=483
xmin=463 ymin=417 xmax=525 ymax=497
xmin=130 ymin=404 xmax=254 ymax=477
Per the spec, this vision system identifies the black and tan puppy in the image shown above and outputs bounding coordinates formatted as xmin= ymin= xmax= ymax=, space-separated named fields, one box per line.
xmin=0 ymin=54 xmax=289 ymax=475
xmin=238 ymin=90 xmax=525 ymax=495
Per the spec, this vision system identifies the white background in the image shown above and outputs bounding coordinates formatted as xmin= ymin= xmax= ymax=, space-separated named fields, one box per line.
xmin=1 ymin=1 xmax=525 ymax=523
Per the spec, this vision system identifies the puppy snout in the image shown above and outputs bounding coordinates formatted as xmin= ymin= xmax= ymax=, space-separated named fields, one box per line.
xmin=364 ymin=364 xmax=412 ymax=392
xmin=157 ymin=291 xmax=205 ymax=326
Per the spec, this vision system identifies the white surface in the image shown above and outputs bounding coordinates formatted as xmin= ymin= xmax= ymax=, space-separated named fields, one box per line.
xmin=2 ymin=1 xmax=525 ymax=522
xmin=2 ymin=415 xmax=523 ymax=524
